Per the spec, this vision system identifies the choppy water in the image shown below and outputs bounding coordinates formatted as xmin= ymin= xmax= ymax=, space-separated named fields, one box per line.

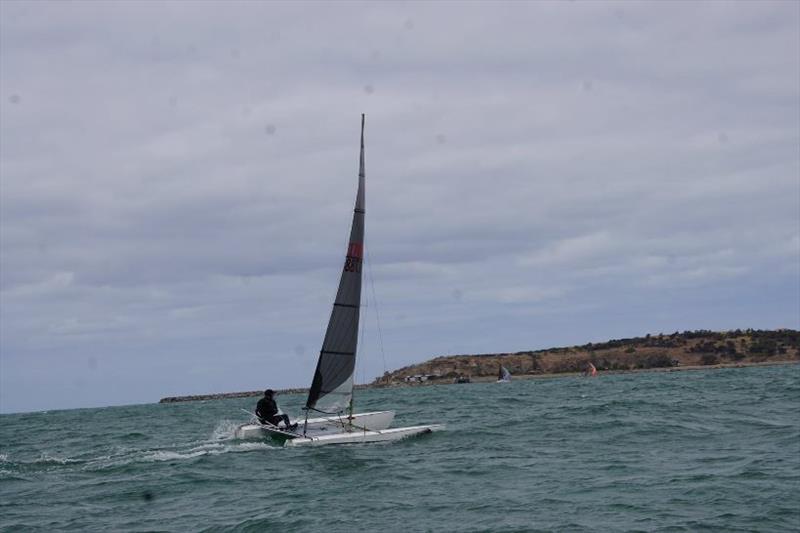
xmin=1 ymin=365 xmax=799 ymax=532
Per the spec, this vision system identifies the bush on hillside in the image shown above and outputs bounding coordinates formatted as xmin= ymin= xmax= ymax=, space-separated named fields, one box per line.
xmin=700 ymin=353 xmax=720 ymax=365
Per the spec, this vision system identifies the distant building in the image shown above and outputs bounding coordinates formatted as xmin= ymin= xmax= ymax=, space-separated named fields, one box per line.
xmin=404 ymin=374 xmax=440 ymax=383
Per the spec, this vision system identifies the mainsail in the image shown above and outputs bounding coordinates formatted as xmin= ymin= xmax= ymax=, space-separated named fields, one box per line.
xmin=305 ymin=114 xmax=366 ymax=414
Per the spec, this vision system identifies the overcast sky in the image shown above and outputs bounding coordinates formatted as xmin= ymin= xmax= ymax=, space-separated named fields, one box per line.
xmin=1 ymin=1 xmax=798 ymax=413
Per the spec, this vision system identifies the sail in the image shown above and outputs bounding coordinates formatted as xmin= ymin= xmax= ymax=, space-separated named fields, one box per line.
xmin=305 ymin=115 xmax=366 ymax=413
xmin=498 ymin=365 xmax=511 ymax=382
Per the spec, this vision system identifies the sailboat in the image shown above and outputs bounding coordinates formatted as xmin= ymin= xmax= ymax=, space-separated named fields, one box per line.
xmin=235 ymin=115 xmax=443 ymax=446
xmin=496 ymin=364 xmax=511 ymax=383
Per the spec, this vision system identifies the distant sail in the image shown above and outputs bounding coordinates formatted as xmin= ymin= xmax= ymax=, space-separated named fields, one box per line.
xmin=305 ymin=115 xmax=366 ymax=414
xmin=497 ymin=365 xmax=511 ymax=382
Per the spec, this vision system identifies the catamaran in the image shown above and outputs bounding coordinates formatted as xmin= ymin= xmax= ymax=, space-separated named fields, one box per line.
xmin=235 ymin=115 xmax=443 ymax=446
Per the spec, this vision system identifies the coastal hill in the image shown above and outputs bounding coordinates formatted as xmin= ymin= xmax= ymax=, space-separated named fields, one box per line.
xmin=372 ymin=329 xmax=800 ymax=385
xmin=160 ymin=329 xmax=798 ymax=402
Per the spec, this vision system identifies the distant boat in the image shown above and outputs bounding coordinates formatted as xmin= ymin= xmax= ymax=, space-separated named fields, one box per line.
xmin=453 ymin=375 xmax=471 ymax=384
xmin=235 ymin=115 xmax=443 ymax=446
xmin=496 ymin=365 xmax=511 ymax=383
xmin=584 ymin=362 xmax=597 ymax=377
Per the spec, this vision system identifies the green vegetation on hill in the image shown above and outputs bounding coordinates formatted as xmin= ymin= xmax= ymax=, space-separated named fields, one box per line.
xmin=374 ymin=329 xmax=800 ymax=385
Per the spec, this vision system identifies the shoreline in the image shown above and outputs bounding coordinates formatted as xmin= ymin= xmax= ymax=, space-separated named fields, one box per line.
xmin=441 ymin=359 xmax=798 ymax=384
xmin=158 ymin=359 xmax=799 ymax=403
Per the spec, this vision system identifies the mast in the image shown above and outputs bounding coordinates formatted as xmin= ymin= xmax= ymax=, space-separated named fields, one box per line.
xmin=305 ymin=114 xmax=366 ymax=414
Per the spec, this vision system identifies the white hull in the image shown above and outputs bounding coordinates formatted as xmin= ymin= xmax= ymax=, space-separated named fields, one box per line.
xmin=285 ymin=424 xmax=444 ymax=447
xmin=234 ymin=410 xmax=395 ymax=440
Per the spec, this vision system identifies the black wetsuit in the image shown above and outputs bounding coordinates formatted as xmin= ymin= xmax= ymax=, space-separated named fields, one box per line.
xmin=256 ymin=396 xmax=291 ymax=428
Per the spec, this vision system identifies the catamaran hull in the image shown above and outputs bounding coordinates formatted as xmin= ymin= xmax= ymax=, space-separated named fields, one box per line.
xmin=234 ymin=410 xmax=395 ymax=440
xmin=284 ymin=424 xmax=445 ymax=447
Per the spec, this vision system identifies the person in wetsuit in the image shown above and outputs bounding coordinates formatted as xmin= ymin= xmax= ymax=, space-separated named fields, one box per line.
xmin=255 ymin=389 xmax=297 ymax=430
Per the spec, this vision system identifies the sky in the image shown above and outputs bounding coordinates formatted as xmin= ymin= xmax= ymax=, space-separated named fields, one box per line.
xmin=1 ymin=0 xmax=798 ymax=413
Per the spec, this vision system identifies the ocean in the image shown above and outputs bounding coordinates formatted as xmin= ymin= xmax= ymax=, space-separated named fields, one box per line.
xmin=1 ymin=364 xmax=798 ymax=532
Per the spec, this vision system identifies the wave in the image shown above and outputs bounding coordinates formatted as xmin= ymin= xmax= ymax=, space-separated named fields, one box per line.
xmin=2 ymin=431 xmax=275 ymax=476
xmin=33 ymin=453 xmax=82 ymax=465
xmin=210 ymin=419 xmax=242 ymax=441
xmin=0 ymin=452 xmax=83 ymax=479
xmin=140 ymin=441 xmax=274 ymax=463
xmin=0 ymin=469 xmax=30 ymax=482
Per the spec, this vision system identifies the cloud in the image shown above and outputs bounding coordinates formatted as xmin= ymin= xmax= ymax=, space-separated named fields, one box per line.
xmin=1 ymin=0 xmax=798 ymax=412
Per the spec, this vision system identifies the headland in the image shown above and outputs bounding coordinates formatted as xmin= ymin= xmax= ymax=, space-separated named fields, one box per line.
xmin=159 ymin=328 xmax=799 ymax=403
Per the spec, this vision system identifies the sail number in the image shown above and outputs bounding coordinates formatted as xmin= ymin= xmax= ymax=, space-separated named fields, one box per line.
xmin=344 ymin=257 xmax=362 ymax=273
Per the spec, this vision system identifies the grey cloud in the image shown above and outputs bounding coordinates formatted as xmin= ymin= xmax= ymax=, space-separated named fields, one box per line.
xmin=1 ymin=0 xmax=797 ymax=412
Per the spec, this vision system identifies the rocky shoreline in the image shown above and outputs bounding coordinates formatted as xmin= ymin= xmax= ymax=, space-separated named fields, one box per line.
xmin=158 ymin=359 xmax=798 ymax=403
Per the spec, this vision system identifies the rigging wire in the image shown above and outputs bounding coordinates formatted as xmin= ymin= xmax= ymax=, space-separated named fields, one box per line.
xmin=366 ymin=246 xmax=388 ymax=380
xmin=357 ymin=251 xmax=368 ymax=389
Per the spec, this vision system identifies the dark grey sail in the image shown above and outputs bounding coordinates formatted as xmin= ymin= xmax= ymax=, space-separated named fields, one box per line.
xmin=305 ymin=115 xmax=366 ymax=414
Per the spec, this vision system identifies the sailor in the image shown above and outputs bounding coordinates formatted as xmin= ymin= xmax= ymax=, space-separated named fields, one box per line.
xmin=256 ymin=389 xmax=297 ymax=430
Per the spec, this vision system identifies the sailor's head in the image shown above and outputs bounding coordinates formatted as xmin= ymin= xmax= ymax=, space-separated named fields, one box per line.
xmin=264 ymin=389 xmax=274 ymax=397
